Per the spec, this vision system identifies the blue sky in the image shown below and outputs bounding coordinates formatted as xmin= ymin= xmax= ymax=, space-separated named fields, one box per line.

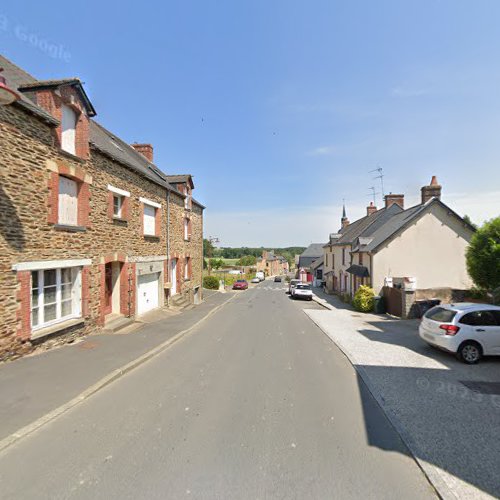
xmin=2 ymin=0 xmax=500 ymax=247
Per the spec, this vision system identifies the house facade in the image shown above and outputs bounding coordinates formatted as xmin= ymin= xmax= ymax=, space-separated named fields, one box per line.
xmin=0 ymin=55 xmax=204 ymax=360
xmin=297 ymin=243 xmax=325 ymax=282
xmin=324 ymin=178 xmax=474 ymax=299
xmin=256 ymin=251 xmax=289 ymax=276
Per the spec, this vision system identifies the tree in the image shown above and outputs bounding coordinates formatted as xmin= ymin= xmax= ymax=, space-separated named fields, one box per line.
xmin=466 ymin=217 xmax=500 ymax=292
xmin=203 ymin=238 xmax=215 ymax=258
xmin=209 ymin=258 xmax=224 ymax=270
xmin=237 ymin=255 xmax=257 ymax=266
xmin=463 ymin=214 xmax=478 ymax=230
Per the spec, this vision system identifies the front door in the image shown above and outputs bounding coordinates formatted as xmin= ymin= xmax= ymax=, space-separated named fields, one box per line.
xmin=104 ymin=263 xmax=113 ymax=316
xmin=171 ymin=259 xmax=177 ymax=295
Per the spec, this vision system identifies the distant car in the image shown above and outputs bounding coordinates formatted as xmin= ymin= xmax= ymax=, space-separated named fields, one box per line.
xmin=232 ymin=280 xmax=248 ymax=290
xmin=250 ymin=277 xmax=260 ymax=284
xmin=292 ymin=283 xmax=313 ymax=301
xmin=419 ymin=303 xmax=500 ymax=364
xmin=255 ymin=271 xmax=265 ymax=282
xmin=274 ymin=276 xmax=282 ymax=282
xmin=288 ymin=279 xmax=301 ymax=294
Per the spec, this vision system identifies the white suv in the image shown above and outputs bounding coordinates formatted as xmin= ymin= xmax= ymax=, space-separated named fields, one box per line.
xmin=419 ymin=303 xmax=500 ymax=364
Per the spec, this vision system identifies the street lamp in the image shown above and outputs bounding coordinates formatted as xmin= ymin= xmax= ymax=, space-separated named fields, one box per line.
xmin=0 ymin=69 xmax=20 ymax=106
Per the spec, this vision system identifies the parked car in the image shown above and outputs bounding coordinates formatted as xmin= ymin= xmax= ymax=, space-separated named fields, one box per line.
xmin=274 ymin=276 xmax=282 ymax=282
xmin=419 ymin=303 xmax=500 ymax=364
xmin=288 ymin=279 xmax=301 ymax=294
xmin=232 ymin=280 xmax=249 ymax=290
xmin=250 ymin=277 xmax=260 ymax=284
xmin=292 ymin=283 xmax=313 ymax=300
xmin=256 ymin=271 xmax=265 ymax=282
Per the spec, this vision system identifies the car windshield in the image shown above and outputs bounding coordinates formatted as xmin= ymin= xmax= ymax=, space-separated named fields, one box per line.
xmin=425 ymin=307 xmax=457 ymax=323
xmin=236 ymin=280 xmax=246 ymax=283
xmin=296 ymin=284 xmax=311 ymax=290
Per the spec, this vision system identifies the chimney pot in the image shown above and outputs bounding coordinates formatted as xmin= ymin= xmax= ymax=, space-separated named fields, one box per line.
xmin=131 ymin=143 xmax=153 ymax=162
xmin=367 ymin=201 xmax=377 ymax=216
xmin=421 ymin=175 xmax=442 ymax=204
xmin=384 ymin=193 xmax=404 ymax=209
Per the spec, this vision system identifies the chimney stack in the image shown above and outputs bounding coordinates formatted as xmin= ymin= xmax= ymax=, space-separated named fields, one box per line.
xmin=384 ymin=193 xmax=404 ymax=209
xmin=367 ymin=201 xmax=377 ymax=216
xmin=131 ymin=143 xmax=153 ymax=162
xmin=421 ymin=175 xmax=442 ymax=204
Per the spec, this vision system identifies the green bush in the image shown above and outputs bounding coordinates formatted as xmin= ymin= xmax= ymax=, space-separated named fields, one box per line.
xmin=353 ymin=285 xmax=375 ymax=312
xmin=203 ymin=276 xmax=220 ymax=290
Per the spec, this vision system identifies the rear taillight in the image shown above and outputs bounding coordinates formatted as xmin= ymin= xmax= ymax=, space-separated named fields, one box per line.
xmin=439 ymin=324 xmax=460 ymax=336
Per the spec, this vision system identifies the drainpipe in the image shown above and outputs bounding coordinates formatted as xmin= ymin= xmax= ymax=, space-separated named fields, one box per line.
xmin=166 ymin=190 xmax=171 ymax=307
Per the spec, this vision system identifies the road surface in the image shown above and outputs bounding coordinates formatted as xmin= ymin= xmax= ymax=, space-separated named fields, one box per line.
xmin=0 ymin=280 xmax=436 ymax=499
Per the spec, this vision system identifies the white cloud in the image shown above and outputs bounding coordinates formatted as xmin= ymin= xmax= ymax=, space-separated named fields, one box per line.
xmin=307 ymin=145 xmax=335 ymax=156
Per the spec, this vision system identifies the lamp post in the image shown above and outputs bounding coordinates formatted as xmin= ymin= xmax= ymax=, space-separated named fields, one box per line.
xmin=0 ymin=69 xmax=20 ymax=106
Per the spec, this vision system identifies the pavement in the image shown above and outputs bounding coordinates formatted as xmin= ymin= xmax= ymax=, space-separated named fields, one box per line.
xmin=0 ymin=290 xmax=233 ymax=444
xmin=304 ymin=292 xmax=500 ymax=500
xmin=0 ymin=280 xmax=436 ymax=499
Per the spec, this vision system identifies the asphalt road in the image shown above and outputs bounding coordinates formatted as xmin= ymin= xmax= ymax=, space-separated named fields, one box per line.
xmin=0 ymin=281 xmax=436 ymax=499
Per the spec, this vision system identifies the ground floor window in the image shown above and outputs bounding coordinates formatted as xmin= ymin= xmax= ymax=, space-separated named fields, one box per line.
xmin=31 ymin=267 xmax=81 ymax=329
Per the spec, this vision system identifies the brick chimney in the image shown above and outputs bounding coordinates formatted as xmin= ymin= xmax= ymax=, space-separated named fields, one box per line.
xmin=367 ymin=201 xmax=377 ymax=216
xmin=384 ymin=193 xmax=404 ymax=209
xmin=421 ymin=175 xmax=442 ymax=204
xmin=131 ymin=143 xmax=153 ymax=162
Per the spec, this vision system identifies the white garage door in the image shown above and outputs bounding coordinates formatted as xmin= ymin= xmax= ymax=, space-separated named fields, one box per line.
xmin=137 ymin=273 xmax=160 ymax=315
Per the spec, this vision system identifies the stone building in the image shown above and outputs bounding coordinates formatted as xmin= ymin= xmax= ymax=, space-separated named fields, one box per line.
xmin=256 ymin=251 xmax=289 ymax=276
xmin=0 ymin=55 xmax=204 ymax=360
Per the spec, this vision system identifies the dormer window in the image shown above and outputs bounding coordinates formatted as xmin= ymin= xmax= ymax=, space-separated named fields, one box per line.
xmin=61 ymin=104 xmax=77 ymax=155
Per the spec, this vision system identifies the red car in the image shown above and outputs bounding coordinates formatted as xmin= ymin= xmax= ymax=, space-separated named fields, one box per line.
xmin=232 ymin=279 xmax=248 ymax=290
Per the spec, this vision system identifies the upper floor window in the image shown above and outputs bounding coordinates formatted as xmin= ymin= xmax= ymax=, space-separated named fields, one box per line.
xmin=61 ymin=105 xmax=77 ymax=155
xmin=184 ymin=218 xmax=190 ymax=240
xmin=143 ymin=204 xmax=157 ymax=236
xmin=113 ymin=195 xmax=123 ymax=218
xmin=342 ymin=248 xmax=345 ymax=266
xmin=58 ymin=176 xmax=78 ymax=226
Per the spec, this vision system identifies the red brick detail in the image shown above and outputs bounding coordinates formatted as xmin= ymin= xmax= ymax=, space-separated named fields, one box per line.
xmin=177 ymin=257 xmax=183 ymax=291
xmin=131 ymin=143 xmax=153 ymax=162
xmin=188 ymin=257 xmax=192 ymax=280
xmin=77 ymin=181 xmax=91 ymax=228
xmin=16 ymin=271 xmax=31 ymax=340
xmin=121 ymin=196 xmax=129 ymax=220
xmin=97 ymin=264 xmax=106 ymax=326
xmin=47 ymin=172 xmax=59 ymax=224
xmin=120 ymin=263 xmax=130 ymax=315
xmin=81 ymin=266 xmax=90 ymax=317
xmin=108 ymin=191 xmax=114 ymax=220
xmin=35 ymin=87 xmax=90 ymax=159
xmin=155 ymin=207 xmax=162 ymax=237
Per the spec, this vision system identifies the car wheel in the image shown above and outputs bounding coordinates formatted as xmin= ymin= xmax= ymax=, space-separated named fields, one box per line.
xmin=457 ymin=341 xmax=482 ymax=364
xmin=308 ymin=297 xmax=312 ymax=301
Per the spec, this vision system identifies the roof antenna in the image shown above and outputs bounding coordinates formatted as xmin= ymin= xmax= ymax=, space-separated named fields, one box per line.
xmin=367 ymin=186 xmax=379 ymax=205
xmin=369 ymin=165 xmax=385 ymax=198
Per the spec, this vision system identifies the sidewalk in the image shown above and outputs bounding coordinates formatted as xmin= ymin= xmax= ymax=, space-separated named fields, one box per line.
xmin=0 ymin=291 xmax=233 ymax=444
xmin=304 ymin=303 xmax=500 ymax=499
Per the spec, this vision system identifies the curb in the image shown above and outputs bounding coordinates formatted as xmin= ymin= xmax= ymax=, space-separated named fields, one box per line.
xmin=312 ymin=294 xmax=334 ymax=310
xmin=305 ymin=309 xmax=457 ymax=500
xmin=0 ymin=293 xmax=236 ymax=454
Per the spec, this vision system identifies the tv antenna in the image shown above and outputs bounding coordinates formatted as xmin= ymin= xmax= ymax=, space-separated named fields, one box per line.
xmin=369 ymin=165 xmax=385 ymax=197
xmin=367 ymin=186 xmax=380 ymax=205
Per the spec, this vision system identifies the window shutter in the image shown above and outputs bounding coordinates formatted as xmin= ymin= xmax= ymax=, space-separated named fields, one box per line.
xmin=61 ymin=105 xmax=77 ymax=155
xmin=58 ymin=177 xmax=78 ymax=225
xmin=143 ymin=204 xmax=156 ymax=235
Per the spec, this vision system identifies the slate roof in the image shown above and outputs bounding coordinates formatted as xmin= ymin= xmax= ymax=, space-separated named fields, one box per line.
xmin=1 ymin=55 xmax=205 ymax=208
xmin=165 ymin=175 xmax=195 ymax=189
xmin=298 ymin=243 xmax=325 ymax=269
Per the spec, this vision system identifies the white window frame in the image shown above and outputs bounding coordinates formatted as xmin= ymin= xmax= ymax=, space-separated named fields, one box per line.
xmin=31 ymin=267 xmax=82 ymax=331
xmin=58 ymin=176 xmax=78 ymax=226
xmin=108 ymin=185 xmax=130 ymax=198
xmin=143 ymin=204 xmax=157 ymax=236
xmin=113 ymin=194 xmax=123 ymax=218
xmin=61 ymin=104 xmax=77 ymax=155
xmin=184 ymin=218 xmax=189 ymax=240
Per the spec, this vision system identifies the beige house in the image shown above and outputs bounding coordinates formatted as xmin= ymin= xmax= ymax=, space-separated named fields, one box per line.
xmin=325 ymin=177 xmax=475 ymax=298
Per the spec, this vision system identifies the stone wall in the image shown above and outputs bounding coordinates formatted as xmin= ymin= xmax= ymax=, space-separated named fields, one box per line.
xmin=0 ymin=103 xmax=172 ymax=359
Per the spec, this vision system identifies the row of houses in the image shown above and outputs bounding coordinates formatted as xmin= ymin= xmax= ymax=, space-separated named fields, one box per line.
xmin=297 ymin=177 xmax=475 ymax=314
xmin=0 ymin=55 xmax=204 ymax=360
xmin=256 ymin=250 xmax=289 ymax=276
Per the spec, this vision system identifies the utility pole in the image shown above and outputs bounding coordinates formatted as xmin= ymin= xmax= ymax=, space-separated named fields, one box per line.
xmin=206 ymin=235 xmax=219 ymax=276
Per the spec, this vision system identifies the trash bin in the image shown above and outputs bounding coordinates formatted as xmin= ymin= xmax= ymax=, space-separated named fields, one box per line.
xmin=373 ymin=295 xmax=386 ymax=314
